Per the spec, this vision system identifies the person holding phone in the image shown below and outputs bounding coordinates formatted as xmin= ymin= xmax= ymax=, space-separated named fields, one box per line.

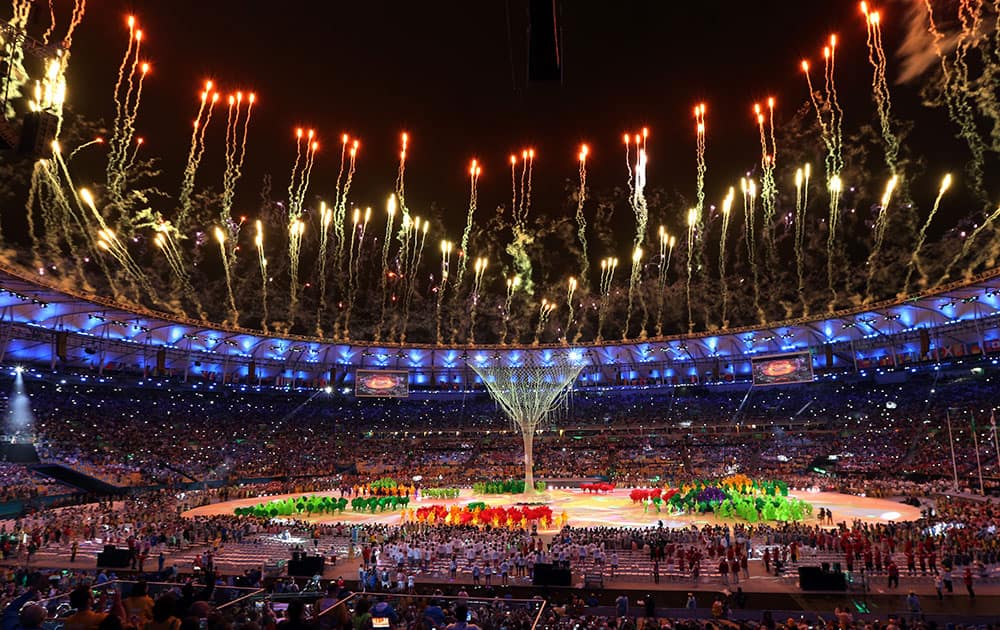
xmin=124 ymin=582 xmax=154 ymax=626
xmin=64 ymin=586 xmax=124 ymax=630
xmin=444 ymin=605 xmax=479 ymax=630
xmin=144 ymin=596 xmax=181 ymax=630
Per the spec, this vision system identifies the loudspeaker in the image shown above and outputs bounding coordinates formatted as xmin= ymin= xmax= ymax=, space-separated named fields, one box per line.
xmin=798 ymin=566 xmax=846 ymax=591
xmin=920 ymin=329 xmax=930 ymax=356
xmin=19 ymin=111 xmax=59 ymax=158
xmin=156 ymin=348 xmax=166 ymax=374
xmin=288 ymin=556 xmax=324 ymax=577
xmin=55 ymin=331 xmax=67 ymax=361
xmin=549 ymin=567 xmax=571 ymax=586
xmin=248 ymin=361 xmax=256 ymax=382
xmin=528 ymin=0 xmax=561 ymax=82
xmin=532 ymin=563 xmax=571 ymax=586
xmin=97 ymin=547 xmax=132 ymax=568
xmin=533 ymin=562 xmax=552 ymax=585
xmin=825 ymin=344 xmax=833 ymax=367
xmin=712 ymin=361 xmax=720 ymax=382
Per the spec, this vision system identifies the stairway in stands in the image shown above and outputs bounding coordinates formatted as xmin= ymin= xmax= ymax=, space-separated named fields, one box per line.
xmin=30 ymin=463 xmax=121 ymax=496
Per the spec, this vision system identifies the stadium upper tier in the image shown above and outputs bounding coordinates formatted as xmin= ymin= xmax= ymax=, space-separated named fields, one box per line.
xmin=0 ymin=262 xmax=998 ymax=388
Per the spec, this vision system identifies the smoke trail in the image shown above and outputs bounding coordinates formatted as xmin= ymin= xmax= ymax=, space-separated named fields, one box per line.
xmin=563 ymin=277 xmax=577 ymax=343
xmin=41 ymin=0 xmax=56 ymax=45
xmin=904 ymin=174 xmax=952 ymax=294
xmin=826 ymin=175 xmax=843 ymax=312
xmin=213 ymin=227 xmax=238 ymax=325
xmin=25 ymin=162 xmax=46 ymax=266
xmin=374 ymin=195 xmax=396 ymax=342
xmin=862 ymin=5 xmax=901 ymax=173
xmin=654 ymin=227 xmax=674 ymax=337
xmin=505 ymin=149 xmax=536 ymax=295
xmin=315 ymin=202 xmax=332 ymax=336
xmin=220 ymin=92 xmax=254 ymax=222
xmin=794 ymin=164 xmax=811 ymax=315
xmin=346 ymin=210 xmax=360 ymax=334
xmin=106 ymin=21 xmax=140 ymax=203
xmin=63 ymin=0 xmax=87 ymax=47
xmin=396 ymin=133 xmax=408 ymax=210
xmin=178 ymin=85 xmax=216 ymax=228
xmin=684 ymin=208 xmax=697 ymax=334
xmin=718 ymin=187 xmax=734 ymax=329
xmin=122 ymin=136 xmax=143 ymax=176
xmin=107 ymin=17 xmax=136 ymax=180
xmin=693 ymin=106 xmax=711 ymax=330
xmin=254 ymin=220 xmax=269 ymax=333
xmin=468 ymin=257 xmax=487 ymax=343
xmin=741 ymin=179 xmax=765 ymax=325
xmin=501 ymin=275 xmax=519 ymax=345
xmin=455 ymin=160 xmax=480 ymax=290
xmin=114 ymin=57 xmax=149 ymax=198
xmin=625 ymin=144 xmax=648 ymax=339
xmin=533 ymin=299 xmax=554 ymax=345
xmin=575 ymin=146 xmax=590 ymax=288
xmin=595 ymin=257 xmax=617 ymax=342
xmin=436 ymin=240 xmax=453 ymax=344
xmin=332 ymin=135 xmax=348 ymax=267
xmin=624 ymin=246 xmax=642 ymax=340
xmin=336 ymin=140 xmax=359 ymax=274
xmin=755 ymin=100 xmax=778 ymax=254
xmin=826 ymin=36 xmax=845 ymax=177
xmin=864 ymin=175 xmax=899 ymax=302
xmin=938 ymin=205 xmax=1000 ymax=286
xmin=285 ymin=129 xmax=318 ymax=321
xmin=924 ymin=0 xmax=989 ymax=203
xmin=399 ymin=219 xmax=429 ymax=343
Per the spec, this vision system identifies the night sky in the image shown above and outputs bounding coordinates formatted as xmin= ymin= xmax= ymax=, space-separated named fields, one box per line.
xmin=20 ymin=1 xmax=969 ymax=232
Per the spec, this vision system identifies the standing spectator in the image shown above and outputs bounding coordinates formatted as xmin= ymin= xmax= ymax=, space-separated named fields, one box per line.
xmin=906 ymin=591 xmax=921 ymax=622
xmin=643 ymin=594 xmax=655 ymax=620
xmin=500 ymin=559 xmax=510 ymax=586
xmin=963 ymin=567 xmax=975 ymax=599
xmin=277 ymin=600 xmax=312 ymax=630
xmin=615 ymin=593 xmax=629 ymax=618
xmin=445 ymin=605 xmax=480 ymax=630
xmin=123 ymin=582 xmax=154 ymax=627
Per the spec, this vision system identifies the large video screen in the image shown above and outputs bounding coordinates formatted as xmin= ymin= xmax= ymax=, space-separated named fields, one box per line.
xmin=355 ymin=370 xmax=410 ymax=398
xmin=751 ymin=352 xmax=814 ymax=386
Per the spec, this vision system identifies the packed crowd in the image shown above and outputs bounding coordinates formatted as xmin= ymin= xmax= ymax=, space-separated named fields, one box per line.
xmin=0 ymin=366 xmax=995 ymax=499
xmin=0 ymin=565 xmax=991 ymax=630
xmin=0 ymin=463 xmax=68 ymax=502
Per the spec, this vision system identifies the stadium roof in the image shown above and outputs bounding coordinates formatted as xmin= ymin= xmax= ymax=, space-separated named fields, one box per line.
xmin=0 ymin=262 xmax=998 ymax=383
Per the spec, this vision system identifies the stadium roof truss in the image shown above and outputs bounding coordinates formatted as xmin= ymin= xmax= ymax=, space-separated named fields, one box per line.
xmin=0 ymin=262 xmax=998 ymax=384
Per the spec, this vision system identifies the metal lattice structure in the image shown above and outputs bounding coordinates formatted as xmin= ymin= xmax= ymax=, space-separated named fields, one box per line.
xmin=469 ymin=353 xmax=584 ymax=491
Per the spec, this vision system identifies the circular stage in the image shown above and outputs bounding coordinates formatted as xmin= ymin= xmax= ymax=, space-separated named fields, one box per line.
xmin=184 ymin=487 xmax=920 ymax=529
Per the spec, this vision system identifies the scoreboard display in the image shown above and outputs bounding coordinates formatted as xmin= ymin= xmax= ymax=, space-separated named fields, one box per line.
xmin=751 ymin=352 xmax=814 ymax=386
xmin=354 ymin=370 xmax=410 ymax=397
